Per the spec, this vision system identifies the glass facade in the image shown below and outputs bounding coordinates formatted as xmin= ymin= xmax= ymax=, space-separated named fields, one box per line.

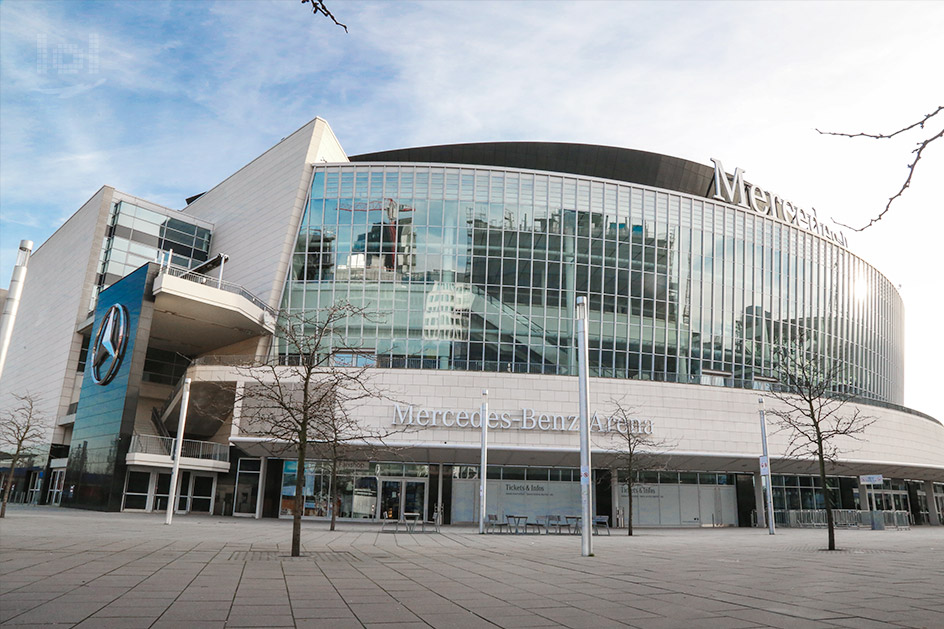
xmin=280 ymin=460 xmax=429 ymax=519
xmin=64 ymin=264 xmax=153 ymax=511
xmin=93 ymin=200 xmax=212 ymax=311
xmin=283 ymin=164 xmax=904 ymax=404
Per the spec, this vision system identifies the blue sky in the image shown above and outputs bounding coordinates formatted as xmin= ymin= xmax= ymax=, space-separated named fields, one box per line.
xmin=1 ymin=0 xmax=942 ymax=418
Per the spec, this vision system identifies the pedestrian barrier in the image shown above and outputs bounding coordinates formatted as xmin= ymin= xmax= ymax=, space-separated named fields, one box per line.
xmin=771 ymin=509 xmax=912 ymax=530
xmin=883 ymin=510 xmax=912 ymax=530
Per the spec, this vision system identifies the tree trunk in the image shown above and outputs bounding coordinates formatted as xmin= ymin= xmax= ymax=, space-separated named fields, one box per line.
xmin=627 ymin=481 xmax=634 ymax=536
xmin=292 ymin=441 xmax=305 ymax=557
xmin=1 ymin=472 xmax=11 ymax=518
xmin=817 ymin=440 xmax=835 ymax=550
xmin=329 ymin=455 xmax=338 ymax=531
xmin=0 ymin=456 xmax=20 ymax=519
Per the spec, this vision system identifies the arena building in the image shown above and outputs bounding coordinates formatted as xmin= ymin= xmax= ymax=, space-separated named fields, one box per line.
xmin=1 ymin=117 xmax=941 ymax=528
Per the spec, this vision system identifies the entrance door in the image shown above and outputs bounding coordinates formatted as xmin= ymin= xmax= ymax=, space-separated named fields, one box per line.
xmin=403 ymin=481 xmax=425 ymax=518
xmin=26 ymin=472 xmax=42 ymax=504
xmin=234 ymin=471 xmax=260 ymax=516
xmin=734 ymin=474 xmax=756 ymax=527
xmin=379 ymin=479 xmax=427 ymax=521
xmin=381 ymin=480 xmax=401 ymax=520
xmin=47 ymin=469 xmax=65 ymax=505
xmin=190 ymin=475 xmax=214 ymax=513
xmin=176 ymin=472 xmax=215 ymax=514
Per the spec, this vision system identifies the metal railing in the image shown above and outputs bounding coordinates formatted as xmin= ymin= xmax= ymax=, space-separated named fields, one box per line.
xmin=192 ymin=354 xmax=271 ymax=367
xmin=159 ymin=265 xmax=275 ymax=315
xmin=883 ymin=510 xmax=912 ymax=529
xmin=129 ymin=434 xmax=230 ymax=462
xmin=772 ymin=508 xmax=912 ymax=529
xmin=192 ymin=354 xmax=371 ymax=368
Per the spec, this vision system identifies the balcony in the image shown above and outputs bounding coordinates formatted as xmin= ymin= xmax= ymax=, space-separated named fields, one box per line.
xmin=126 ymin=433 xmax=231 ymax=473
xmin=150 ymin=265 xmax=275 ymax=356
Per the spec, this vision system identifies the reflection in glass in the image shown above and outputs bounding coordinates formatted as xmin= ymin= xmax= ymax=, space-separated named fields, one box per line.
xmin=284 ymin=164 xmax=903 ymax=405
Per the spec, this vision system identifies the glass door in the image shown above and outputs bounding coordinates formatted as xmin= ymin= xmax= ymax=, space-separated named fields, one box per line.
xmin=381 ymin=480 xmax=401 ymax=520
xmin=234 ymin=460 xmax=261 ymax=517
xmin=47 ymin=469 xmax=65 ymax=505
xmin=190 ymin=475 xmax=214 ymax=513
xmin=154 ymin=473 xmax=171 ymax=511
xmin=26 ymin=472 xmax=42 ymax=504
xmin=378 ymin=478 xmax=427 ymax=521
xmin=176 ymin=471 xmax=192 ymax=512
xmin=174 ymin=472 xmax=215 ymax=513
xmin=403 ymin=481 xmax=425 ymax=518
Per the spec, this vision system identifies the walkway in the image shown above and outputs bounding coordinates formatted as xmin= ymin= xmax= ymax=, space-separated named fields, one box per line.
xmin=1 ymin=506 xmax=942 ymax=628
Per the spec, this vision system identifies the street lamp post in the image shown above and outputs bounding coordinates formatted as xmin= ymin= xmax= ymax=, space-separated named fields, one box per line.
xmin=479 ymin=389 xmax=488 ymax=534
xmin=576 ymin=296 xmax=592 ymax=557
xmin=758 ymin=397 xmax=776 ymax=535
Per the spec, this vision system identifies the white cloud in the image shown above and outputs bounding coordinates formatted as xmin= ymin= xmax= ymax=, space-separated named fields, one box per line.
xmin=1 ymin=0 xmax=942 ymax=418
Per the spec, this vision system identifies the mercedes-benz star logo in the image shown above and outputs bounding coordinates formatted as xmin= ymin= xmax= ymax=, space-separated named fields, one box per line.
xmin=91 ymin=304 xmax=129 ymax=386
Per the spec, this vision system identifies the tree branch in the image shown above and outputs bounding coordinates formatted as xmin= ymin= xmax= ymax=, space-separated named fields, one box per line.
xmin=818 ymin=106 xmax=943 ymax=232
xmin=300 ymin=0 xmax=348 ymax=32
xmin=816 ymin=106 xmax=942 ymax=140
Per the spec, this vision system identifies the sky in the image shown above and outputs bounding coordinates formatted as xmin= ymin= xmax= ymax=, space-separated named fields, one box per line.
xmin=1 ymin=0 xmax=942 ymax=419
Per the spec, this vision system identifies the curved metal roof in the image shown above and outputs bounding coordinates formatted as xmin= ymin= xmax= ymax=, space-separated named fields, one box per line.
xmin=350 ymin=142 xmax=715 ymax=198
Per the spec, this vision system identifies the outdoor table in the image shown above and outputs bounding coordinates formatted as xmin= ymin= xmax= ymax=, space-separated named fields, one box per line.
xmin=403 ymin=512 xmax=421 ymax=532
xmin=564 ymin=515 xmax=581 ymax=534
xmin=506 ymin=514 xmax=527 ymax=534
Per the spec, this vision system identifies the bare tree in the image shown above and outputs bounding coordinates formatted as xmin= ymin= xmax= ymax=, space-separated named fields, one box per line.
xmin=234 ymin=302 xmax=401 ymax=556
xmin=818 ymin=105 xmax=943 ymax=231
xmin=300 ymin=0 xmax=347 ymax=32
xmin=0 ymin=394 xmax=49 ymax=518
xmin=596 ymin=398 xmax=674 ymax=536
xmin=765 ymin=333 xmax=874 ymax=550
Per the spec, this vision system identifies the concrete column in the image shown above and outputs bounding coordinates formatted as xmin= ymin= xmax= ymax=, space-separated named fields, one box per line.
xmin=925 ymin=481 xmax=941 ymax=526
xmin=857 ymin=480 xmax=872 ymax=511
xmin=231 ymin=382 xmax=245 ymax=438
xmin=255 ymin=456 xmax=267 ymax=519
xmin=753 ymin=470 xmax=766 ymax=528
xmin=437 ymin=463 xmax=444 ymax=525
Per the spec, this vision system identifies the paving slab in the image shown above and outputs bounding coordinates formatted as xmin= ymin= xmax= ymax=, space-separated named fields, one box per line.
xmin=1 ymin=505 xmax=942 ymax=629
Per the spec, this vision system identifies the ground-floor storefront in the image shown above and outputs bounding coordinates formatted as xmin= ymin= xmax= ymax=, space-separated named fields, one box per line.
xmin=111 ymin=455 xmax=944 ymax=529
xmin=120 ymin=466 xmax=218 ymax=514
xmin=124 ymin=456 xmax=933 ymax=528
xmin=107 ymin=457 xmax=944 ymax=527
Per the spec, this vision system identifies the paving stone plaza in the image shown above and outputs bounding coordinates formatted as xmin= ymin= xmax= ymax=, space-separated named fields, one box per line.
xmin=1 ymin=507 xmax=941 ymax=628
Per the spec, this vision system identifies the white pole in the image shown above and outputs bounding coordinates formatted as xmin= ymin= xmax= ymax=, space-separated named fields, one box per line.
xmin=758 ymin=398 xmax=776 ymax=535
xmin=165 ymin=378 xmax=192 ymax=525
xmin=478 ymin=388 xmax=488 ymax=534
xmin=576 ymin=296 xmax=593 ymax=557
xmin=217 ymin=255 xmax=225 ymax=289
xmin=0 ymin=240 xmax=34 ymax=380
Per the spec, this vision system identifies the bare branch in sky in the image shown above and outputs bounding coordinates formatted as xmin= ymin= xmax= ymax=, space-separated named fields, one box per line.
xmin=818 ymin=106 xmax=943 ymax=231
xmin=301 ymin=0 xmax=348 ymax=33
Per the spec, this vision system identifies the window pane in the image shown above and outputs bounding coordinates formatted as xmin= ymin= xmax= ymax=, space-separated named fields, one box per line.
xmin=126 ymin=471 xmax=150 ymax=494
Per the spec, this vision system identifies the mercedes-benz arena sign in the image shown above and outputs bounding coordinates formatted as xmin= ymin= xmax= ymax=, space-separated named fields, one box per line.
xmin=90 ymin=304 xmax=129 ymax=385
